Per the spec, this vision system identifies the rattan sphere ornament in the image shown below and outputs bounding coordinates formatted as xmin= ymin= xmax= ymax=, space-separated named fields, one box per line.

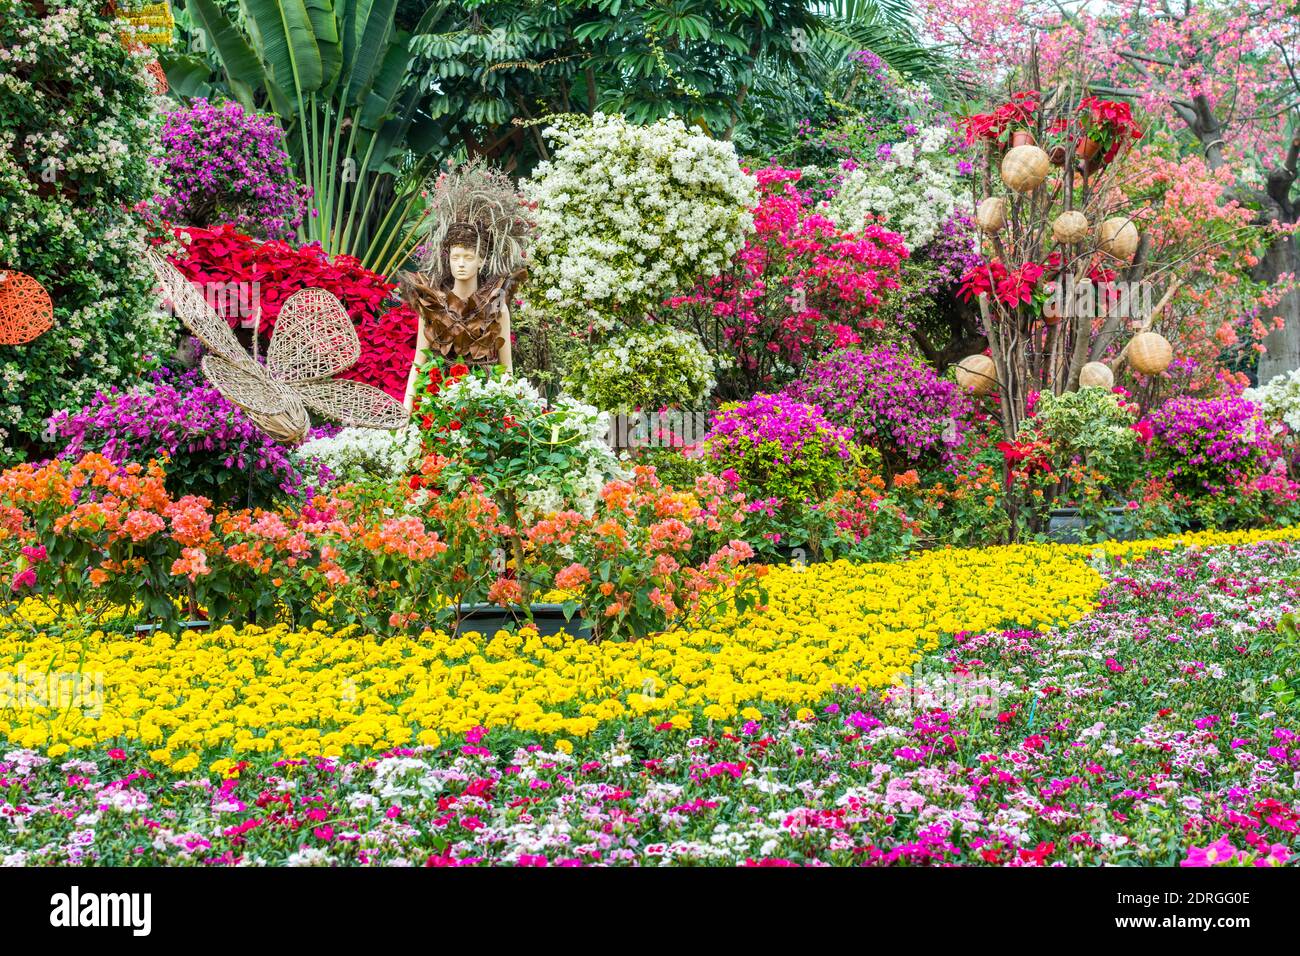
xmin=1098 ymin=217 xmax=1140 ymax=261
xmin=1079 ymin=361 xmax=1115 ymax=389
xmin=976 ymin=197 xmax=1007 ymax=233
xmin=955 ymin=354 xmax=998 ymax=396
xmin=1000 ymin=145 xmax=1051 ymax=194
xmin=0 ymin=270 xmax=54 ymax=345
xmin=1128 ymin=331 xmax=1173 ymax=376
xmin=1052 ymin=210 xmax=1090 ymax=244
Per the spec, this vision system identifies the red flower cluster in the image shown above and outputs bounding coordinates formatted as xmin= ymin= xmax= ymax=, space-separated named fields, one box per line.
xmin=1074 ymin=97 xmax=1143 ymax=165
xmin=1077 ymin=96 xmax=1143 ymax=145
xmin=962 ymin=91 xmax=1040 ymax=147
xmin=957 ymin=259 xmax=1046 ymax=307
xmin=997 ymin=437 xmax=1054 ymax=486
xmin=165 ymin=224 xmax=416 ymax=399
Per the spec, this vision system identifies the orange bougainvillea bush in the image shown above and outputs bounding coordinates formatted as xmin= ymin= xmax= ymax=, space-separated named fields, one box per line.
xmin=0 ymin=454 xmax=766 ymax=641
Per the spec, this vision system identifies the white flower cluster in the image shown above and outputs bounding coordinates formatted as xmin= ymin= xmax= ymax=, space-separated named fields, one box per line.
xmin=827 ymin=124 xmax=969 ymax=252
xmin=438 ymin=373 xmax=625 ymax=519
xmin=523 ymin=112 xmax=757 ymax=329
xmin=295 ymin=425 xmax=423 ymax=485
xmin=1244 ymin=370 xmax=1300 ymax=432
xmin=565 ymin=326 xmax=718 ymax=412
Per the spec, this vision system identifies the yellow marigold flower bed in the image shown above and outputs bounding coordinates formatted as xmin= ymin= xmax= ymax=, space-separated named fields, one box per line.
xmin=2 ymin=528 xmax=1297 ymax=770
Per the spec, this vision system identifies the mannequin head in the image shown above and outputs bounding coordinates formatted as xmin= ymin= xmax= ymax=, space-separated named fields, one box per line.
xmin=443 ymin=222 xmax=485 ymax=288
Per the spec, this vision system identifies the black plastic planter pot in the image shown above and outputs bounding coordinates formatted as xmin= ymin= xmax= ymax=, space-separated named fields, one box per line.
xmin=134 ymin=620 xmax=211 ymax=634
xmin=1047 ymin=507 xmax=1137 ymax=544
xmin=773 ymin=543 xmax=821 ymax=565
xmin=451 ymin=603 xmax=593 ymax=641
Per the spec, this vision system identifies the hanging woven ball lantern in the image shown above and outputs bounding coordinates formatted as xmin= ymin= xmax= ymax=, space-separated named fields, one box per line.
xmin=1128 ymin=332 xmax=1173 ymax=376
xmin=0 ymin=270 xmax=54 ymax=345
xmin=1098 ymin=217 xmax=1140 ymax=261
xmin=1000 ymin=145 xmax=1051 ymax=194
xmin=975 ymin=197 xmax=1007 ymax=233
xmin=1079 ymin=361 xmax=1114 ymax=389
xmin=1052 ymin=210 xmax=1090 ymax=245
xmin=955 ymin=354 xmax=998 ymax=396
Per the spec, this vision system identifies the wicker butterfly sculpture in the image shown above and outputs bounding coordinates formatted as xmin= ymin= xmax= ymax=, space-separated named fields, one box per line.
xmin=0 ymin=270 xmax=54 ymax=346
xmin=148 ymin=252 xmax=408 ymax=443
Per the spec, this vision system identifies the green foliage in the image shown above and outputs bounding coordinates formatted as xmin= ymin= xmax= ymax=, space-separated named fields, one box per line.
xmin=1025 ymin=388 xmax=1143 ymax=499
xmin=631 ymin=447 xmax=713 ymax=489
xmin=407 ymin=0 xmax=822 ymax=174
xmin=0 ymin=0 xmax=174 ymax=460
xmin=564 ymin=327 xmax=718 ymax=413
xmin=711 ymin=438 xmax=856 ymax=508
xmin=411 ymin=360 xmax=623 ymax=523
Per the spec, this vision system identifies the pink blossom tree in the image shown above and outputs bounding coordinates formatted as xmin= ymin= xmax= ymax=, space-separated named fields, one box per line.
xmin=918 ymin=0 xmax=1300 ymax=379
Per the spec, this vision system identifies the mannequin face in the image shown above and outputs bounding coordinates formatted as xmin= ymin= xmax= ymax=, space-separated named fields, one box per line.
xmin=447 ymin=244 xmax=483 ymax=283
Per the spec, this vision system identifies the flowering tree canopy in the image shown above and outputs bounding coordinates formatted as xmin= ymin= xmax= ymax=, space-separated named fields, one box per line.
xmin=917 ymin=0 xmax=1300 ymax=378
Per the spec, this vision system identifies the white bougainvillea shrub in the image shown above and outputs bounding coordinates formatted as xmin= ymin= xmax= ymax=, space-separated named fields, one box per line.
xmin=295 ymin=425 xmax=424 ymax=486
xmin=827 ymin=124 xmax=970 ymax=253
xmin=1245 ymin=369 xmax=1300 ymax=433
xmin=522 ymin=112 xmax=758 ymax=331
xmin=564 ymin=325 xmax=719 ymax=412
xmin=0 ymin=0 xmax=173 ymax=460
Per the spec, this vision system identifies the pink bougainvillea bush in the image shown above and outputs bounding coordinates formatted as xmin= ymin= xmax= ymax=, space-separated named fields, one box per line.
xmin=665 ymin=166 xmax=909 ymax=396
xmin=165 ymin=225 xmax=416 ymax=399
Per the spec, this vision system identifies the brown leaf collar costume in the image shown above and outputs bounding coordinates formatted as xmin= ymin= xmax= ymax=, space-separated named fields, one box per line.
xmin=399 ymin=268 xmax=527 ymax=367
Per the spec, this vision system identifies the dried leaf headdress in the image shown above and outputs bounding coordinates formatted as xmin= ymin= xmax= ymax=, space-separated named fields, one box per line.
xmin=415 ymin=157 xmax=533 ymax=285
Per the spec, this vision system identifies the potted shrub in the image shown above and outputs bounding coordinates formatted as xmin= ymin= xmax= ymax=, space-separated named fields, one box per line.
xmin=1010 ymin=388 xmax=1146 ymax=542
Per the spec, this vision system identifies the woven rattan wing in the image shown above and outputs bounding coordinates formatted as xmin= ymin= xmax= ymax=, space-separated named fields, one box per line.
xmin=247 ymin=391 xmax=311 ymax=444
xmin=294 ymin=378 xmax=409 ymax=430
xmin=147 ymin=251 xmax=250 ymax=368
xmin=201 ymin=353 xmax=292 ymax=416
xmin=266 ymin=288 xmax=362 ymax=384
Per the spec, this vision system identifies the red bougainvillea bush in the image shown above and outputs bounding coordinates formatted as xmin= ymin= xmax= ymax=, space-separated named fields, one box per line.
xmin=165 ymin=225 xmax=415 ymax=399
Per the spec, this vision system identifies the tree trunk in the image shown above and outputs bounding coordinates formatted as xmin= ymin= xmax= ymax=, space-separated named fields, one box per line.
xmin=1255 ymin=231 xmax=1300 ymax=384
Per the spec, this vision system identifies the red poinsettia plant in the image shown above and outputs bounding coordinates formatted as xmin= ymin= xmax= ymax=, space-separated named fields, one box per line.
xmin=958 ymin=252 xmax=1123 ymax=313
xmin=160 ymin=224 xmax=417 ymax=399
xmin=957 ymin=259 xmax=1047 ymax=308
xmin=1075 ymin=96 xmax=1143 ymax=162
xmin=996 ymin=435 xmax=1055 ymax=489
xmin=962 ymin=91 xmax=1040 ymax=148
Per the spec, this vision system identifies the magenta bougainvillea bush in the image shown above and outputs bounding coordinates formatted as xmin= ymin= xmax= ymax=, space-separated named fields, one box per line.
xmin=1146 ymin=394 xmax=1274 ymax=494
xmin=666 ymin=166 xmax=908 ymax=395
xmin=48 ymin=369 xmax=315 ymax=508
xmin=702 ymin=393 xmax=855 ymax=504
xmin=151 ymin=99 xmax=309 ymax=241
xmin=166 ymin=225 xmax=416 ymax=399
xmin=785 ymin=345 xmax=970 ymax=481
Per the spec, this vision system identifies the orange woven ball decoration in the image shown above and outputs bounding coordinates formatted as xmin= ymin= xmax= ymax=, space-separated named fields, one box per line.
xmin=1079 ymin=362 xmax=1114 ymax=389
xmin=975 ymin=197 xmax=1007 ymax=233
xmin=0 ymin=270 xmax=54 ymax=345
xmin=1000 ymin=145 xmax=1051 ymax=194
xmin=146 ymin=60 xmax=168 ymax=95
xmin=1098 ymin=217 xmax=1140 ymax=261
xmin=1051 ymin=210 xmax=1089 ymax=244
